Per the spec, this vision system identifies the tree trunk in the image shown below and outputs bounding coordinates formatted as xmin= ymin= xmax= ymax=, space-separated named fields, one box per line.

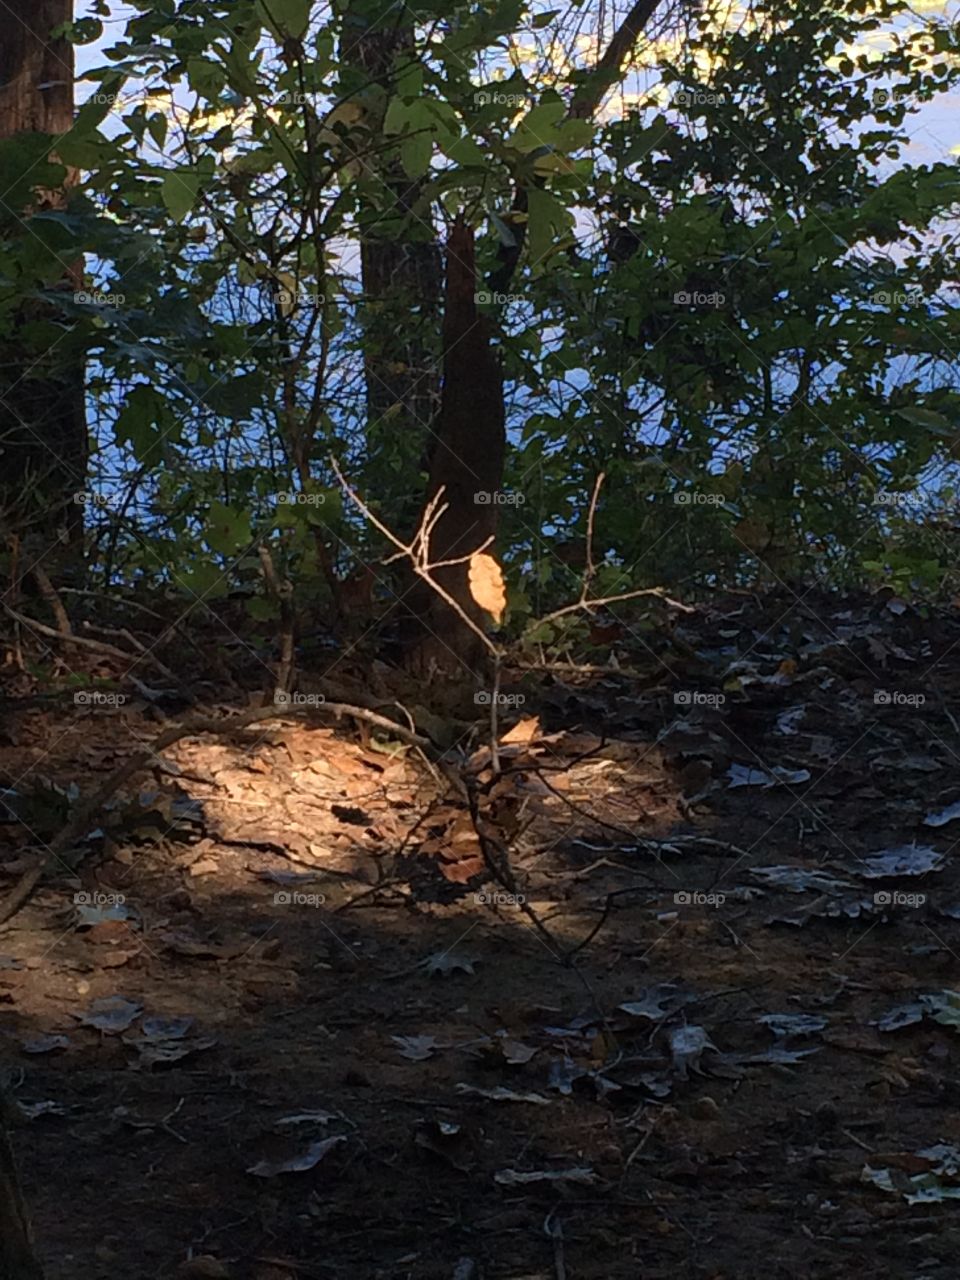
xmin=406 ymin=219 xmax=506 ymax=678
xmin=339 ymin=10 xmax=441 ymax=533
xmin=0 ymin=1084 xmax=44 ymax=1280
xmin=0 ymin=0 xmax=85 ymax=550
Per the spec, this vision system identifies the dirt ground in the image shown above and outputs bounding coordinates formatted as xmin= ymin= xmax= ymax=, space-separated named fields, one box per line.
xmin=2 ymin=585 xmax=960 ymax=1279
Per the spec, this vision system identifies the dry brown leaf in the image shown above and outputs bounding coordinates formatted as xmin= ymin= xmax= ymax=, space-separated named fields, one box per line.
xmin=468 ymin=552 xmax=506 ymax=623
xmin=501 ymin=716 xmax=541 ymax=745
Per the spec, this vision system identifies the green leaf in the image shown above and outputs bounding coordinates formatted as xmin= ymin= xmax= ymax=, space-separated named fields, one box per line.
xmin=114 ymin=384 xmax=168 ymax=465
xmin=162 ymin=169 xmax=200 ymax=222
xmin=509 ymin=100 xmax=565 ymax=152
xmin=442 ymin=133 xmax=487 ymax=166
xmin=526 ymin=186 xmax=569 ymax=265
xmin=205 ymin=500 xmax=252 ymax=554
xmin=894 ymin=406 xmax=951 ymax=430
xmin=400 ymin=134 xmax=432 ymax=180
xmin=257 ymin=0 xmax=311 ymax=39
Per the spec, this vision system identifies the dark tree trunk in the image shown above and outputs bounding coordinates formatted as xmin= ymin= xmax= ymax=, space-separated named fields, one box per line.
xmin=0 ymin=1085 xmax=44 ymax=1280
xmin=339 ymin=10 xmax=441 ymax=532
xmin=0 ymin=0 xmax=85 ymax=551
xmin=406 ymin=220 xmax=506 ymax=678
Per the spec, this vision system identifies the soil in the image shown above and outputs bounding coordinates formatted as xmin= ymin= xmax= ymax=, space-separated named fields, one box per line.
xmin=1 ymin=585 xmax=959 ymax=1280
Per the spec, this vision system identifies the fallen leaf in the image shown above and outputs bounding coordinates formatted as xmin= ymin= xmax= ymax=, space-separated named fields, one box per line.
xmin=854 ymin=844 xmax=943 ymax=879
xmin=468 ymin=551 xmax=506 ymax=624
xmin=494 ymin=1166 xmax=597 ymax=1187
xmin=500 ymin=716 xmax=541 ymax=745
xmin=422 ymin=950 xmax=477 ymax=978
xmin=75 ymin=995 xmax=143 ymax=1034
xmin=392 ymin=1034 xmax=443 ymax=1061
xmin=247 ymin=1135 xmax=346 ymax=1178
xmin=924 ymin=800 xmax=960 ymax=828
xmin=455 ymin=1084 xmax=551 ymax=1105
xmin=21 ymin=1034 xmax=69 ymax=1055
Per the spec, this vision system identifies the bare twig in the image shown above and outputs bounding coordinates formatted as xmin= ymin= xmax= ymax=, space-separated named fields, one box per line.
xmin=3 ymin=603 xmax=177 ymax=682
xmin=31 ymin=563 xmax=71 ymax=636
xmin=258 ymin=543 xmax=296 ymax=695
xmin=581 ymin=470 xmax=605 ymax=601
xmin=330 ymin=457 xmax=498 ymax=656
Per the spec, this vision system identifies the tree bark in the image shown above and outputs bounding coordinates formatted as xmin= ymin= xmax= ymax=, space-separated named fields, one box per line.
xmin=406 ymin=219 xmax=505 ymax=678
xmin=0 ymin=0 xmax=85 ymax=550
xmin=0 ymin=1084 xmax=44 ymax=1280
xmin=339 ymin=10 xmax=441 ymax=527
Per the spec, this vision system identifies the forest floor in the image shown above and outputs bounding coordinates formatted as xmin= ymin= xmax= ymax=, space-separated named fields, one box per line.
xmin=2 ymin=584 xmax=960 ymax=1279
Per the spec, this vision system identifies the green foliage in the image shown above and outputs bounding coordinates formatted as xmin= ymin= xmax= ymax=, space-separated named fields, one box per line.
xmin=4 ymin=0 xmax=960 ymax=615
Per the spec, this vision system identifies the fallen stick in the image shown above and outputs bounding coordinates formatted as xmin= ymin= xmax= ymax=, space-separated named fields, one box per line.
xmin=2 ymin=604 xmax=177 ymax=683
xmin=0 ymin=701 xmax=431 ymax=927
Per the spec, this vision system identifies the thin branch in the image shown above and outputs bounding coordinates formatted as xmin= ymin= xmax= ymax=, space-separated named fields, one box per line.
xmin=330 ymin=456 xmax=499 ymax=656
